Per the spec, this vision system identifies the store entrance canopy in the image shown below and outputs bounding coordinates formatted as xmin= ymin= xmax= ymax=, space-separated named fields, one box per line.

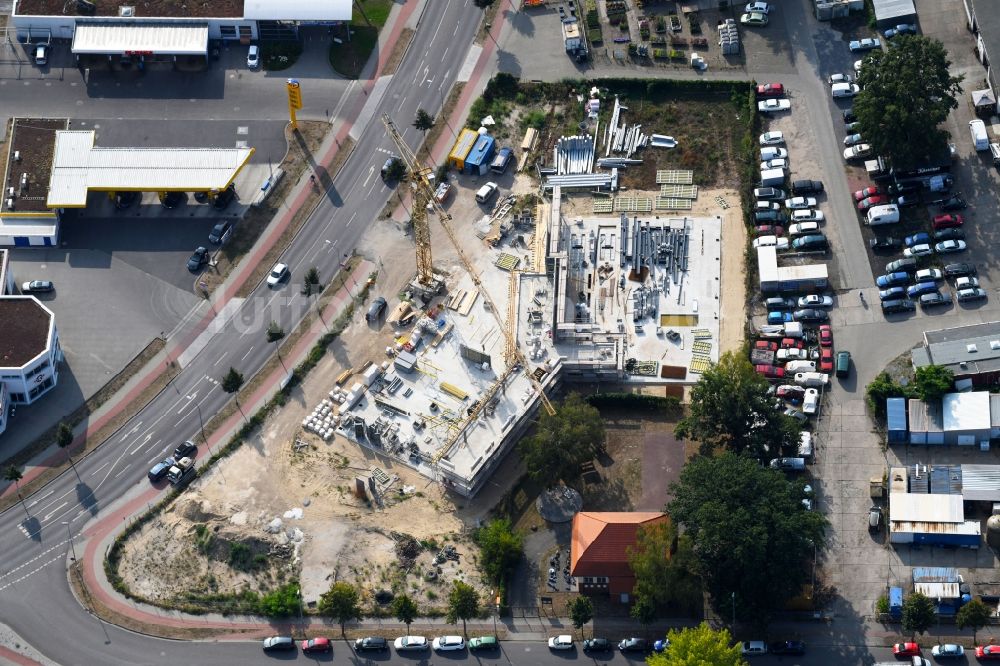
xmin=71 ymin=23 xmax=209 ymax=56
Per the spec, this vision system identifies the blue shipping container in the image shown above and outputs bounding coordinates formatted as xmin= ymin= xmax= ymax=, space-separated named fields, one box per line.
xmin=886 ymin=397 xmax=907 ymax=444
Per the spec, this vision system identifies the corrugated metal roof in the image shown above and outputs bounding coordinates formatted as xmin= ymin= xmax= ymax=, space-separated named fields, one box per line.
xmin=991 ymin=394 xmax=1000 ymax=427
xmin=0 ymin=219 xmax=59 ymax=236
xmin=891 ymin=520 xmax=981 ymax=536
xmin=960 ymin=464 xmax=1000 ymax=501
xmin=944 ymin=392 xmax=991 ymax=431
xmin=915 ymin=582 xmax=961 ymax=598
xmin=243 ymin=0 xmax=352 ymax=20
xmin=929 ymin=465 xmax=962 ymax=495
xmin=915 ymin=321 xmax=1000 ymax=376
xmin=889 ymin=493 xmax=963 ymax=523
xmin=72 ymin=23 xmax=209 ymax=55
xmin=913 ymin=566 xmax=960 ymax=583
xmin=887 ymin=397 xmax=907 ymax=431
xmin=872 ymin=0 xmax=915 ymax=21
xmin=908 ymin=399 xmax=943 ymax=433
xmin=778 ymin=263 xmax=828 ymax=281
xmin=47 ymin=131 xmax=253 ymax=207
xmin=757 ymin=246 xmax=778 ymax=284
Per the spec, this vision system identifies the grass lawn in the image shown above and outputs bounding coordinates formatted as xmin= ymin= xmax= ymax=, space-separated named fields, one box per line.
xmin=329 ymin=0 xmax=393 ymax=79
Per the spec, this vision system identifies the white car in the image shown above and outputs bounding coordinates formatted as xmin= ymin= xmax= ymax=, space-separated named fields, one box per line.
xmin=752 ymin=235 xmax=790 ymax=250
xmin=759 ymin=131 xmax=785 ymax=146
xmin=755 ymin=201 xmax=781 ymax=211
xmin=740 ymin=11 xmax=768 ymax=26
xmin=760 ymin=158 xmax=787 ymax=170
xmin=915 ymin=268 xmax=943 ymax=282
xmin=760 ymin=146 xmax=787 ymax=160
xmin=903 ymin=244 xmax=933 ymax=258
xmin=854 ymin=58 xmax=865 ymax=73
xmin=247 ymin=44 xmax=260 ymax=69
xmin=843 ymin=133 xmax=863 ymax=146
xmin=955 ymin=276 xmax=979 ymax=289
xmin=843 ymin=144 xmax=872 ymax=160
xmin=548 ymin=635 xmax=574 ymax=650
xmin=802 ymin=388 xmax=819 ymax=415
xmin=745 ymin=1 xmax=771 ymax=12
xmin=789 ymin=222 xmax=820 ymax=236
xmin=266 ymin=262 xmax=289 ymax=287
xmin=931 ymin=644 xmax=964 ymax=658
xmin=797 ymin=294 xmax=834 ymax=308
xmin=394 ymin=636 xmax=429 ymax=651
xmin=791 ymin=209 xmax=824 ymax=222
xmin=849 ymin=37 xmax=881 ymax=51
xmin=784 ymin=196 xmax=817 ymax=209
xmin=757 ymin=98 xmax=790 ymax=113
xmin=828 ymin=73 xmax=852 ymax=84
xmin=794 ymin=372 xmax=829 ymax=387
xmin=831 ymin=82 xmax=860 ymax=98
xmin=432 ymin=636 xmax=465 ymax=651
xmin=777 ymin=348 xmax=809 ymax=361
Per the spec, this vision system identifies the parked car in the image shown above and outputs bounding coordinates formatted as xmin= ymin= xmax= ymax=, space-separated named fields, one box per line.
xmin=395 ymin=636 xmax=429 ymax=651
xmin=818 ymin=325 xmax=832 ymax=347
xmin=791 ymin=179 xmax=824 ymax=194
xmin=919 ymin=291 xmax=951 ymax=308
xmin=944 ymin=262 xmax=976 ymax=277
xmin=759 ymin=131 xmax=785 ymax=146
xmin=869 ymin=236 xmax=901 ymax=252
xmin=755 ymin=364 xmax=785 ymax=379
xmin=21 ymin=280 xmax=54 ymax=293
xmin=777 ymin=348 xmax=809 ymax=362
xmin=262 ymin=637 xmax=296 ymax=652
xmin=937 ymin=195 xmax=967 ymax=211
xmin=618 ymin=638 xmax=648 ymax=653
xmin=884 ymin=23 xmax=917 ymax=38
xmin=147 ymin=458 xmax=175 ymax=482
xmin=746 ymin=1 xmax=771 ymax=13
xmin=903 ymin=244 xmax=933 ymax=258
xmin=843 ymin=133 xmax=864 ymax=146
xmin=302 ymin=638 xmax=332 ymax=654
xmin=208 ymin=220 xmax=234 ymax=244
xmin=879 ymin=286 xmax=906 ymax=301
xmin=842 ymin=108 xmax=857 ymax=123
xmin=266 ymin=262 xmax=289 ymax=287
xmin=896 ymin=194 xmax=920 ymax=208
xmin=931 ymin=644 xmax=964 ymax=658
xmin=791 ymin=209 xmax=824 ymax=222
xmin=957 ymin=287 xmax=987 ymax=302
xmin=354 ymin=637 xmax=388 ymax=652
xmin=788 ymin=222 xmax=820 ymax=236
xmin=755 ymin=225 xmax=785 ymax=236
xmin=793 ymin=309 xmax=828 ymax=323
xmin=784 ymin=196 xmax=817 ymax=209
xmin=868 ymin=506 xmax=882 ymax=531
xmin=976 ymin=645 xmax=1000 ymax=660
xmin=828 ymin=73 xmax=852 ymax=84
xmin=760 ymin=158 xmax=788 ymax=170
xmin=757 ymin=98 xmax=791 ymax=113
xmin=797 ymin=294 xmax=833 ymax=308
xmin=803 ymin=388 xmax=819 ymax=414
xmin=876 ymin=272 xmax=910 ymax=288
xmin=173 ymin=440 xmax=197 ymax=459
xmin=754 ymin=210 xmax=789 ymax=224
xmin=904 ymin=232 xmax=931 ymax=248
xmin=469 ymin=636 xmax=499 ymax=651
xmin=831 ymin=82 xmax=860 ymax=97
xmin=755 ymin=340 xmax=779 ymax=352
xmin=755 ymin=201 xmax=782 ymax=212
xmin=849 ymin=37 xmax=881 ymax=51
xmin=836 ymin=350 xmax=851 ymax=378
xmin=854 ymin=186 xmax=881 ymax=201
xmin=934 ymin=239 xmax=966 ymax=254
xmin=754 ymin=186 xmax=786 ymax=200
xmin=583 ymin=638 xmax=611 ymax=652
xmin=211 ymin=184 xmax=236 ymax=210
xmin=764 ymin=297 xmax=796 ymax=310
xmin=432 ymin=636 xmax=465 ymax=651
xmin=247 ymin=44 xmax=260 ymax=68
xmin=752 ymin=236 xmax=789 ymax=250
xmin=767 ymin=311 xmax=793 ymax=325
xmin=548 ymin=635 xmax=574 ymax=650
xmin=843 ymin=144 xmax=873 ymax=161
xmin=186 ymin=246 xmax=209 ymax=272
xmin=886 ymin=257 xmax=918 ymax=273
xmin=882 ymin=298 xmax=916 ymax=314
xmin=776 ymin=385 xmax=806 ymax=400
xmin=857 ymin=195 xmax=888 ymax=210
xmin=756 ymin=82 xmax=783 ymax=96
xmin=741 ymin=12 xmax=769 ymax=26
xmin=907 ymin=281 xmax=938 ymax=298
xmin=741 ymin=641 xmax=769 ymax=655
xmin=933 ymin=228 xmax=965 ymax=242
xmin=794 ymin=372 xmax=829 ymax=387
xmin=914 ymin=268 xmax=943 ymax=282
xmin=893 ymin=643 xmax=920 ymax=657
xmin=780 ymin=338 xmax=804 ymax=349
xmin=955 ymin=276 xmax=979 ymax=290
xmin=769 ymin=641 xmax=806 ymax=655
xmin=932 ymin=214 xmax=963 ymax=230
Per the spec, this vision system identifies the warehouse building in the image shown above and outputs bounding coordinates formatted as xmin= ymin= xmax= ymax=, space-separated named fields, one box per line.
xmin=888 ymin=466 xmax=981 ymax=548
xmin=870 ymin=0 xmax=917 ymax=30
xmin=908 ymin=392 xmax=991 ymax=447
xmin=756 ymin=246 xmax=829 ymax=294
xmin=0 ymin=295 xmax=62 ymax=437
xmin=11 ymin=0 xmax=352 ymax=62
xmin=912 ymin=321 xmax=1000 ymax=388
xmin=963 ymin=0 xmax=1000 ymax=115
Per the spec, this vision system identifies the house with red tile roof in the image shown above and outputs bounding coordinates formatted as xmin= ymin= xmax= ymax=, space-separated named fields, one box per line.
xmin=570 ymin=511 xmax=668 ymax=603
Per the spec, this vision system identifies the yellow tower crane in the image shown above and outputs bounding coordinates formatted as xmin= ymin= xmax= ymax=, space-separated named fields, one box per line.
xmin=379 ymin=113 xmax=556 ymax=463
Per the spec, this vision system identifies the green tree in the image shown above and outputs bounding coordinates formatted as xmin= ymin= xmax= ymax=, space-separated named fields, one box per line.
xmin=647 ymin=623 xmax=746 ymax=666
xmin=675 ymin=351 xmax=800 ymax=460
xmin=56 ymin=421 xmax=80 ymax=479
xmin=475 ymin=518 xmax=523 ymax=588
xmin=266 ymin=321 xmax=285 ymax=344
xmin=668 ymin=453 xmax=827 ymax=628
xmin=957 ymin=597 xmax=992 ymax=645
xmin=318 ymin=581 xmax=362 ymax=636
xmin=854 ymin=36 xmax=964 ymax=170
xmin=445 ymin=581 xmax=480 ymax=637
xmin=901 ymin=591 xmax=937 ymax=638
xmin=914 ymin=364 xmax=954 ymax=402
xmin=258 ymin=583 xmax=301 ymax=617
xmin=4 ymin=465 xmax=29 ymax=518
xmin=483 ymin=72 xmax=519 ymax=101
xmin=630 ymin=595 xmax=655 ymax=634
xmin=391 ymin=593 xmax=419 ymax=633
xmin=221 ymin=367 xmax=245 ymax=415
xmin=413 ymin=108 xmax=435 ymax=134
xmin=865 ymin=371 xmax=910 ymax=417
xmin=627 ymin=522 xmax=702 ymax=615
xmin=517 ymin=393 xmax=604 ymax=486
xmin=303 ymin=266 xmax=322 ymax=297
xmin=567 ymin=596 xmax=594 ymax=639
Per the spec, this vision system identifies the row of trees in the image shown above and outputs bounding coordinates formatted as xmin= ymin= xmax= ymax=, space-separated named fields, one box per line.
xmin=317 ymin=580 xmax=482 ymax=636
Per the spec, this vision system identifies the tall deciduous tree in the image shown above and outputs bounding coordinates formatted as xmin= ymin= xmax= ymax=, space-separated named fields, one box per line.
xmin=318 ymin=581 xmax=362 ymax=636
xmin=913 ymin=364 xmax=954 ymax=402
xmin=647 ymin=623 xmax=745 ymax=666
xmin=221 ymin=367 xmax=244 ymax=405
xmin=391 ymin=593 xmax=418 ymax=633
xmin=627 ymin=522 xmax=701 ymax=615
xmin=413 ymin=108 xmax=435 ymax=134
xmin=445 ymin=581 xmax=480 ymax=637
xmin=568 ymin=596 xmax=594 ymax=638
xmin=957 ymin=598 xmax=992 ymax=645
xmin=4 ymin=465 xmax=29 ymax=518
xmin=675 ymin=351 xmax=800 ymax=459
xmin=901 ymin=591 xmax=937 ymax=638
xmin=475 ymin=518 xmax=523 ymax=588
xmin=56 ymin=421 xmax=80 ymax=479
xmin=854 ymin=36 xmax=964 ymax=170
xmin=668 ymin=453 xmax=827 ymax=628
xmin=518 ymin=393 xmax=604 ymax=486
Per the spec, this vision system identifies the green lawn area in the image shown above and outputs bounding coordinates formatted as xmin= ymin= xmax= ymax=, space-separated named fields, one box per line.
xmin=328 ymin=0 xmax=394 ymax=79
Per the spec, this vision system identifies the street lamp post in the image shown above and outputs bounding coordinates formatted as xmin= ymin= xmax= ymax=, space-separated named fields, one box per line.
xmin=731 ymin=592 xmax=736 ymax=628
xmin=61 ymin=521 xmax=76 ymax=560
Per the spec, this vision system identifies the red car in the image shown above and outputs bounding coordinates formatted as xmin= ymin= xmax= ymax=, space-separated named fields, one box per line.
xmin=755 ymin=340 xmax=778 ymax=351
xmin=780 ymin=338 xmax=804 ymax=349
xmin=302 ymin=637 xmax=332 ymax=654
xmin=755 ymin=364 xmax=785 ymax=379
xmin=776 ymin=385 xmax=805 ymax=400
xmin=818 ymin=325 xmax=832 ymax=347
xmin=853 ymin=186 xmax=880 ymax=201
xmin=819 ymin=347 xmax=834 ymax=373
xmin=893 ymin=643 xmax=919 ymax=657
xmin=756 ymin=82 xmax=785 ymax=97
xmin=857 ymin=195 xmax=889 ymax=211
xmin=932 ymin=214 xmax=963 ymax=230
xmin=977 ymin=645 xmax=1000 ymax=660
xmin=755 ymin=225 xmax=785 ymax=236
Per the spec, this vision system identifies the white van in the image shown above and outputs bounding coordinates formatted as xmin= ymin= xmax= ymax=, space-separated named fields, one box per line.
xmin=990 ymin=142 xmax=1000 ymax=167
xmin=831 ymin=82 xmax=859 ymax=98
xmin=970 ymin=119 xmax=989 ymax=151
xmin=475 ymin=182 xmax=499 ymax=204
xmin=866 ymin=204 xmax=900 ymax=226
xmin=759 ymin=167 xmax=786 ymax=187
xmin=798 ymin=431 xmax=813 ymax=459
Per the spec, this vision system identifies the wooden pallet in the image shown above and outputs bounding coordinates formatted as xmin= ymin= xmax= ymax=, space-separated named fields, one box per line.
xmin=689 ymin=357 xmax=712 ymax=374
xmin=495 ymin=253 xmax=521 ymax=271
xmin=691 ymin=340 xmax=713 ymax=355
xmin=655 ymin=169 xmax=694 ymax=185
xmin=691 ymin=328 xmax=713 ymax=339
xmin=660 ymin=184 xmax=699 ymax=198
xmin=592 ymin=198 xmax=614 ymax=213
xmin=614 ymin=196 xmax=653 ymax=212
xmin=440 ymin=382 xmax=469 ymax=401
xmin=654 ymin=196 xmax=693 ymax=210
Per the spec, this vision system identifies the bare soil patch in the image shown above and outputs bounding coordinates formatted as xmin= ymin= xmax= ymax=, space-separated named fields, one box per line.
xmin=380 ymin=27 xmax=414 ymax=77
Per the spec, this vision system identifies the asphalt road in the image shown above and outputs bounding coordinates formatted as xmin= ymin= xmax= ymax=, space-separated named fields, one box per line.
xmin=0 ymin=1 xmax=485 ymax=664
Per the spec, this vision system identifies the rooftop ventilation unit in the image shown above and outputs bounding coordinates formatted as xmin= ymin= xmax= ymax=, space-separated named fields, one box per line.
xmin=967 ymin=344 xmax=978 ymax=353
xmin=119 ymin=5 xmax=134 ymax=16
